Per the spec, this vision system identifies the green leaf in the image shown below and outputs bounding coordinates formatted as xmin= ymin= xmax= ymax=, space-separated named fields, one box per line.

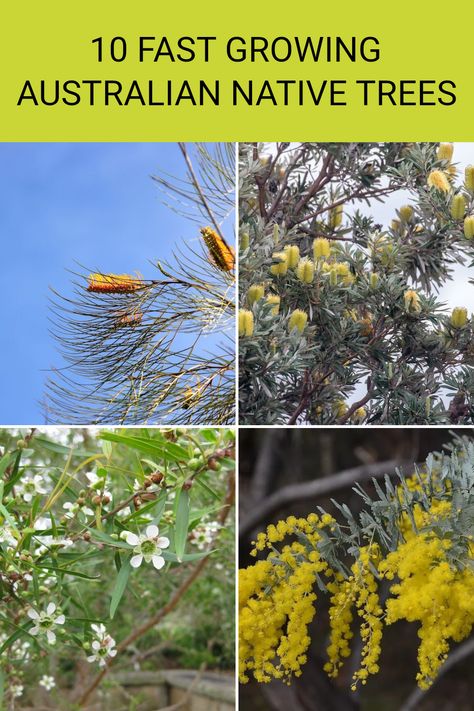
xmin=193 ymin=476 xmax=221 ymax=500
xmin=110 ymin=558 xmax=131 ymax=619
xmin=33 ymin=563 xmax=100 ymax=581
xmin=174 ymin=488 xmax=190 ymax=562
xmin=34 ymin=436 xmax=95 ymax=457
xmin=162 ymin=549 xmax=215 ymax=563
xmin=3 ymin=452 xmax=22 ymax=495
xmin=99 ymin=432 xmax=187 ymax=462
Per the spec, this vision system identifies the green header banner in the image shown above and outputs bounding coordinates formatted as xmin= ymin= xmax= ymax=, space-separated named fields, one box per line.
xmin=1 ymin=0 xmax=473 ymax=140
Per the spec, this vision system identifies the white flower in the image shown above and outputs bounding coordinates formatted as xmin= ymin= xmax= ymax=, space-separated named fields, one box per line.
xmin=87 ymin=623 xmax=117 ymax=667
xmin=116 ymin=506 xmax=132 ymax=518
xmin=0 ymin=524 xmax=17 ymax=549
xmin=63 ymin=501 xmax=94 ymax=518
xmin=123 ymin=525 xmax=170 ymax=570
xmin=190 ymin=521 xmax=220 ymax=550
xmin=39 ymin=674 xmax=56 ymax=691
xmin=85 ymin=471 xmax=112 ymax=500
xmin=17 ymin=474 xmax=47 ymax=502
xmin=11 ymin=683 xmax=24 ymax=698
xmin=27 ymin=603 xmax=65 ymax=645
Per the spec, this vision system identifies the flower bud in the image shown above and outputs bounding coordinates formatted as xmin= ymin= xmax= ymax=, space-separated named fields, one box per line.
xmin=450 ymin=194 xmax=466 ymax=220
xmin=404 ymin=289 xmax=422 ymax=313
xmin=436 ymin=143 xmax=454 ymax=161
xmin=427 ymin=170 xmax=451 ymax=192
xmin=240 ymin=232 xmax=250 ymax=250
xmin=272 ymin=223 xmax=280 ymax=244
xmin=399 ymin=205 xmax=414 ymax=223
xmin=465 ymin=165 xmax=474 ymax=193
xmin=288 ymin=309 xmax=308 ymax=334
xmin=464 ymin=215 xmax=474 ymax=239
xmin=313 ymin=237 xmax=331 ymax=260
xmin=425 ymin=397 xmax=431 ymax=417
xmin=247 ymin=284 xmax=265 ymax=305
xmin=391 ymin=219 xmax=401 ymax=233
xmin=284 ymin=244 xmax=300 ymax=268
xmin=329 ymin=204 xmax=343 ymax=229
xmin=329 ymin=267 xmax=338 ymax=286
xmin=266 ymin=294 xmax=280 ymax=315
xmin=296 ymin=257 xmax=315 ymax=284
xmin=238 ymin=309 xmax=254 ymax=337
xmin=369 ymin=272 xmax=379 ymax=289
xmin=450 ymin=307 xmax=468 ymax=329
xmin=270 ymin=251 xmax=288 ymax=276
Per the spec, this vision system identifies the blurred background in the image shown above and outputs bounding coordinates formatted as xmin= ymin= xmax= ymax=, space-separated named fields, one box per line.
xmin=239 ymin=427 xmax=474 ymax=711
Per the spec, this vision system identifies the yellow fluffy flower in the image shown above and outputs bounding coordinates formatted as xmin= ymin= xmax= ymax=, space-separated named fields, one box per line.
xmin=404 ymin=289 xmax=422 ymax=314
xmin=239 ymin=309 xmax=254 ymax=337
xmin=427 ymin=170 xmax=451 ymax=193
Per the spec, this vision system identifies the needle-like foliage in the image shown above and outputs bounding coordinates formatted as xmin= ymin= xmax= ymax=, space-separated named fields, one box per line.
xmin=44 ymin=143 xmax=235 ymax=425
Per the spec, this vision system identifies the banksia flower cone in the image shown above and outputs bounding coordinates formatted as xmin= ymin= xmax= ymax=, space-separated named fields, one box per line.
xmin=270 ymin=252 xmax=288 ymax=276
xmin=266 ymin=294 xmax=280 ymax=314
xmin=464 ymin=216 xmax=474 ymax=239
xmin=116 ymin=311 xmax=143 ymax=327
xmin=288 ymin=309 xmax=308 ymax=334
xmin=329 ymin=204 xmax=343 ymax=229
xmin=369 ymin=272 xmax=379 ymax=289
xmin=399 ymin=205 xmax=414 ymax=223
xmin=296 ymin=257 xmax=315 ymax=284
xmin=87 ymin=273 xmax=143 ymax=293
xmin=427 ymin=170 xmax=451 ymax=193
xmin=437 ymin=143 xmax=454 ymax=161
xmin=239 ymin=309 xmax=254 ymax=337
xmin=247 ymin=284 xmax=264 ymax=305
xmin=465 ymin=165 xmax=474 ymax=193
xmin=240 ymin=233 xmax=250 ymax=250
xmin=450 ymin=307 xmax=468 ymax=329
xmin=404 ymin=289 xmax=422 ymax=314
xmin=200 ymin=227 xmax=235 ymax=272
xmin=313 ymin=237 xmax=331 ymax=260
xmin=450 ymin=194 xmax=466 ymax=220
xmin=284 ymin=244 xmax=300 ymax=268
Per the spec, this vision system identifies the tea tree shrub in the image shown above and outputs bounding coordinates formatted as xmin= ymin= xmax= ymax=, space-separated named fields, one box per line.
xmin=0 ymin=427 xmax=235 ymax=707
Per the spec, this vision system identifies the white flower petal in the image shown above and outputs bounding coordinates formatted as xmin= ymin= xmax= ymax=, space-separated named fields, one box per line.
xmin=23 ymin=492 xmax=32 ymax=502
xmin=91 ymin=640 xmax=100 ymax=651
xmin=87 ymin=655 xmax=96 ymax=663
xmin=157 ymin=536 xmax=170 ymax=549
xmin=146 ymin=524 xmax=159 ymax=539
xmin=124 ymin=532 xmax=139 ymax=546
xmin=46 ymin=603 xmax=56 ymax=615
xmin=55 ymin=614 xmax=65 ymax=625
xmin=109 ymin=648 xmax=117 ymax=657
xmin=130 ymin=554 xmax=143 ymax=568
xmin=151 ymin=555 xmax=165 ymax=570
xmin=46 ymin=630 xmax=56 ymax=645
xmin=27 ymin=608 xmax=39 ymax=620
xmin=29 ymin=626 xmax=39 ymax=636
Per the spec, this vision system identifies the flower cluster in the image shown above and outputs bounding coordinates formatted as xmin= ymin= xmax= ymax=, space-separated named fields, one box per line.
xmin=239 ymin=449 xmax=474 ymax=691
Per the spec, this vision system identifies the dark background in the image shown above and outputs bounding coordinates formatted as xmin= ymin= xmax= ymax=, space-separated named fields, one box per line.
xmin=239 ymin=427 xmax=474 ymax=711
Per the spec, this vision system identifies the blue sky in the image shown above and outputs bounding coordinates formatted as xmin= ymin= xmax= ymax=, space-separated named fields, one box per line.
xmin=0 ymin=143 xmax=233 ymax=423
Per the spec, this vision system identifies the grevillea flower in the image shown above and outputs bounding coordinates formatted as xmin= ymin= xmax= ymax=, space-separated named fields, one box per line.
xmin=200 ymin=227 xmax=235 ymax=272
xmin=87 ymin=273 xmax=143 ymax=293
xmin=122 ymin=524 xmax=170 ymax=570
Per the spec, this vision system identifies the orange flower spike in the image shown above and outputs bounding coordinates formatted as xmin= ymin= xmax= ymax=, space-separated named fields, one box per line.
xmin=87 ymin=273 xmax=143 ymax=293
xmin=200 ymin=227 xmax=235 ymax=272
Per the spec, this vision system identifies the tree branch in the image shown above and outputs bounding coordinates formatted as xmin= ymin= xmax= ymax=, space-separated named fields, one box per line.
xmin=239 ymin=459 xmax=411 ymax=539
